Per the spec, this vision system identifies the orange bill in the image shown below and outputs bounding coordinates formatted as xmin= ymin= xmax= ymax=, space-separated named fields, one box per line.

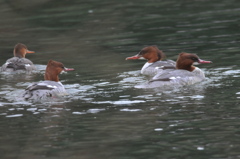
xmin=26 ymin=50 xmax=35 ymax=53
xmin=125 ymin=54 xmax=141 ymax=60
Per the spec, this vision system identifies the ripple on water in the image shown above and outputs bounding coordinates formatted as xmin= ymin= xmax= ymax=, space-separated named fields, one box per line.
xmin=92 ymin=100 xmax=146 ymax=105
xmin=1 ymin=66 xmax=239 ymax=110
xmin=72 ymin=112 xmax=87 ymax=115
xmin=120 ymin=108 xmax=142 ymax=112
xmin=154 ymin=128 xmax=164 ymax=131
xmin=66 ymin=67 xmax=235 ymax=106
xmin=72 ymin=108 xmax=105 ymax=115
xmin=5 ymin=114 xmax=23 ymax=118
xmin=175 ymin=95 xmax=204 ymax=100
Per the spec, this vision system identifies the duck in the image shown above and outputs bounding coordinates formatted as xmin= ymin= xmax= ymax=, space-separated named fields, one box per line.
xmin=126 ymin=46 xmax=176 ymax=76
xmin=1 ymin=43 xmax=36 ymax=72
xmin=23 ymin=60 xmax=74 ymax=100
xmin=136 ymin=53 xmax=212 ymax=88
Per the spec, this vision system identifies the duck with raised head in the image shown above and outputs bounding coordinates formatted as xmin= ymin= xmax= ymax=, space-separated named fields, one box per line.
xmin=23 ymin=60 xmax=74 ymax=100
xmin=137 ymin=53 xmax=212 ymax=88
xmin=1 ymin=43 xmax=36 ymax=72
xmin=126 ymin=46 xmax=176 ymax=76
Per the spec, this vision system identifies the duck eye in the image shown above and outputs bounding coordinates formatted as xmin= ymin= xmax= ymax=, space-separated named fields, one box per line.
xmin=139 ymin=50 xmax=148 ymax=55
xmin=191 ymin=57 xmax=198 ymax=61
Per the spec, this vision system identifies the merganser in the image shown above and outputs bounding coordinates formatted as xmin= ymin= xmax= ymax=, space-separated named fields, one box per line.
xmin=126 ymin=46 xmax=176 ymax=76
xmin=1 ymin=43 xmax=36 ymax=72
xmin=139 ymin=53 xmax=212 ymax=88
xmin=23 ymin=60 xmax=74 ymax=100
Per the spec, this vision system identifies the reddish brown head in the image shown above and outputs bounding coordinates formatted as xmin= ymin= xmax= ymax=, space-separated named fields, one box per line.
xmin=176 ymin=53 xmax=212 ymax=72
xmin=44 ymin=60 xmax=74 ymax=82
xmin=126 ymin=46 xmax=165 ymax=63
xmin=14 ymin=43 xmax=35 ymax=58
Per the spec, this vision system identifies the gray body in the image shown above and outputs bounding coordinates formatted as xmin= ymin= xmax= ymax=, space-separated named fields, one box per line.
xmin=23 ymin=80 xmax=68 ymax=101
xmin=1 ymin=57 xmax=36 ymax=72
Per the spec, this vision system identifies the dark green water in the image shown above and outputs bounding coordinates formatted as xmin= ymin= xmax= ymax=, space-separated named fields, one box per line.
xmin=0 ymin=0 xmax=240 ymax=158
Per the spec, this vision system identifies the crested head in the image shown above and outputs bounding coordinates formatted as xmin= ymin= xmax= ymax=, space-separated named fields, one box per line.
xmin=138 ymin=46 xmax=165 ymax=63
xmin=47 ymin=60 xmax=64 ymax=68
xmin=14 ymin=43 xmax=34 ymax=58
xmin=178 ymin=53 xmax=200 ymax=63
xmin=44 ymin=60 xmax=74 ymax=82
xmin=14 ymin=43 xmax=27 ymax=58
xmin=47 ymin=60 xmax=65 ymax=74
xmin=44 ymin=60 xmax=65 ymax=82
xmin=176 ymin=52 xmax=212 ymax=71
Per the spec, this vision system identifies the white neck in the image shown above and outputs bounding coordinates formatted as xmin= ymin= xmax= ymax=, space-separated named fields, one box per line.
xmin=141 ymin=62 xmax=153 ymax=74
xmin=192 ymin=67 xmax=205 ymax=78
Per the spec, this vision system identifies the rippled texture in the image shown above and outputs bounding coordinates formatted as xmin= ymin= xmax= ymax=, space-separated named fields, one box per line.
xmin=1 ymin=0 xmax=240 ymax=159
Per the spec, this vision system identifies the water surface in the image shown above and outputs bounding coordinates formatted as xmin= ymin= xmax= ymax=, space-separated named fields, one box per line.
xmin=0 ymin=0 xmax=240 ymax=159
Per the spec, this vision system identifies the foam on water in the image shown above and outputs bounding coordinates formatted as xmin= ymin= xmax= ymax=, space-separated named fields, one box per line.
xmin=0 ymin=65 xmax=239 ymax=118
xmin=120 ymin=108 xmax=142 ymax=112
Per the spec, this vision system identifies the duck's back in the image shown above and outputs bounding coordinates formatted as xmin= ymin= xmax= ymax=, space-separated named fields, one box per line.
xmin=23 ymin=80 xmax=68 ymax=101
xmin=137 ymin=67 xmax=205 ymax=88
xmin=141 ymin=60 xmax=176 ymax=76
xmin=1 ymin=57 xmax=36 ymax=72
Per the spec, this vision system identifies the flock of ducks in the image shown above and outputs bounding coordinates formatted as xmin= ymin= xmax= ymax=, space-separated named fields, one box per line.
xmin=1 ymin=43 xmax=212 ymax=101
xmin=126 ymin=46 xmax=212 ymax=88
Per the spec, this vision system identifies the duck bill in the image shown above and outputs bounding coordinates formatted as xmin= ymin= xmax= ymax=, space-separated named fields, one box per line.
xmin=126 ymin=55 xmax=141 ymax=60
xmin=125 ymin=54 xmax=142 ymax=60
xmin=26 ymin=50 xmax=35 ymax=53
xmin=198 ymin=59 xmax=212 ymax=64
xmin=64 ymin=67 xmax=75 ymax=71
